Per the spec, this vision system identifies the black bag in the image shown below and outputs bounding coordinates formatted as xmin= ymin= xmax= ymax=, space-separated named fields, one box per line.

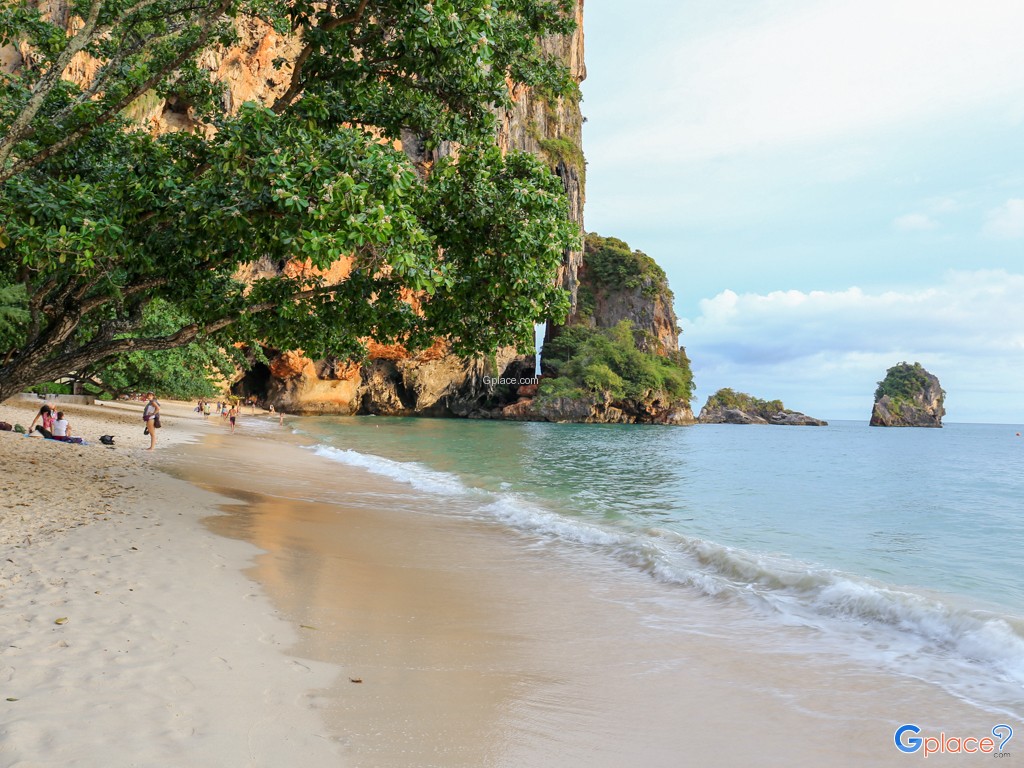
xmin=0 ymin=421 xmax=12 ymax=431
xmin=153 ymin=415 xmax=162 ymax=429
xmin=100 ymin=435 xmax=115 ymax=445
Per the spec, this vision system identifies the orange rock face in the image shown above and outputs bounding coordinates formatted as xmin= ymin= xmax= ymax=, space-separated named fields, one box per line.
xmin=268 ymin=350 xmax=316 ymax=380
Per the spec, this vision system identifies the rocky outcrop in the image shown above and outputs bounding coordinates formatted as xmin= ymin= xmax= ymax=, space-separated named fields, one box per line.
xmin=870 ymin=362 xmax=944 ymax=427
xmin=497 ymin=390 xmax=694 ymax=425
xmin=569 ymin=233 xmax=680 ymax=357
xmin=267 ymin=344 xmax=524 ymax=417
xmin=697 ymin=389 xmax=827 ymax=426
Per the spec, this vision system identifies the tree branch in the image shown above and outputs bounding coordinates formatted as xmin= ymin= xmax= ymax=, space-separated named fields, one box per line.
xmin=0 ymin=0 xmax=104 ymax=171
xmin=271 ymin=0 xmax=371 ymax=114
xmin=0 ymin=0 xmax=231 ymax=184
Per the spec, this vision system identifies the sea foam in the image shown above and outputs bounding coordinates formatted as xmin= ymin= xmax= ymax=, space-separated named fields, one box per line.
xmin=309 ymin=441 xmax=1024 ymax=711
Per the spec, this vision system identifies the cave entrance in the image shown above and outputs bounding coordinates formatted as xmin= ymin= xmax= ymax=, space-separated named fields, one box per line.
xmin=232 ymin=362 xmax=271 ymax=405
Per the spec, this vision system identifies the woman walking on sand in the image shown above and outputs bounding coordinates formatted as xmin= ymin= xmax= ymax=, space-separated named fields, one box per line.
xmin=143 ymin=392 xmax=160 ymax=450
xmin=228 ymin=403 xmax=238 ymax=434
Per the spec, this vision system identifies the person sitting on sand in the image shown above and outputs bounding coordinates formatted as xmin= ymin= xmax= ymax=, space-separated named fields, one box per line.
xmin=51 ymin=411 xmax=70 ymax=439
xmin=50 ymin=411 xmax=85 ymax=443
xmin=143 ymin=392 xmax=160 ymax=451
xmin=28 ymin=404 xmax=54 ymax=438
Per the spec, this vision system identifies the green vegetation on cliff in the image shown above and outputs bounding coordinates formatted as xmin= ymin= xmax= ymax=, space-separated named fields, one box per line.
xmin=583 ymin=233 xmax=670 ymax=298
xmin=0 ymin=0 xmax=580 ymax=400
xmin=874 ymin=362 xmax=935 ymax=403
xmin=705 ymin=388 xmax=785 ymax=415
xmin=538 ymin=321 xmax=694 ymax=403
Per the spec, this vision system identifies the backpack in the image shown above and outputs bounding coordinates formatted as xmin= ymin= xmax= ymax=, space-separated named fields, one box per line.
xmin=99 ymin=435 xmax=115 ymax=445
xmin=0 ymin=421 xmax=12 ymax=431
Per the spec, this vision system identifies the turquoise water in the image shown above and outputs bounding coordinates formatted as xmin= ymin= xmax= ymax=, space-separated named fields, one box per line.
xmin=290 ymin=416 xmax=1024 ymax=715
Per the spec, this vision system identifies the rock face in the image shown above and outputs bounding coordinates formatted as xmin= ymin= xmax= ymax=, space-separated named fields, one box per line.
xmin=870 ymin=362 xmax=944 ymax=427
xmin=497 ymin=391 xmax=694 ymax=425
xmin=494 ymin=232 xmax=696 ymax=426
xmin=570 ymin=233 xmax=679 ymax=357
xmin=697 ymin=389 xmax=827 ymax=426
xmin=266 ymin=343 xmax=523 ymax=417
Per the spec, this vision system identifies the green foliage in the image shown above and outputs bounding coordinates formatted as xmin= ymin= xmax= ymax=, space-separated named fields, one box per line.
xmin=0 ymin=0 xmax=579 ymax=399
xmin=583 ymin=232 xmax=669 ymax=298
xmin=535 ymin=374 xmax=584 ymax=401
xmin=874 ymin=362 xmax=934 ymax=403
xmin=82 ymin=300 xmax=237 ymax=399
xmin=705 ymin=388 xmax=785 ymax=416
xmin=539 ymin=320 xmax=694 ymax=403
xmin=538 ymin=136 xmax=584 ymax=173
xmin=0 ymin=281 xmax=28 ymax=350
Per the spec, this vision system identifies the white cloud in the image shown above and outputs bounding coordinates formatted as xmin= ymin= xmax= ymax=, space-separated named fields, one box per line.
xmin=587 ymin=0 xmax=1024 ymax=167
xmin=983 ymin=199 xmax=1024 ymax=239
xmin=681 ymin=271 xmax=1024 ymax=422
xmin=893 ymin=213 xmax=937 ymax=232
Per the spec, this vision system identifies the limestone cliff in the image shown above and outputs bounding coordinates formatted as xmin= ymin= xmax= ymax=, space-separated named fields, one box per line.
xmin=486 ymin=232 xmax=696 ymax=426
xmin=697 ymin=389 xmax=827 ymax=426
xmin=570 ymin=233 xmax=680 ymax=357
xmin=870 ymin=362 xmax=944 ymax=427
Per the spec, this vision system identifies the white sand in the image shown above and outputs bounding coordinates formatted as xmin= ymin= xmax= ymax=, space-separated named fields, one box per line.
xmin=0 ymin=397 xmax=341 ymax=767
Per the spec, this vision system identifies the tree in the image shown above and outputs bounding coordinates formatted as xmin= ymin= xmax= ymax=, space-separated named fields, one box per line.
xmin=0 ymin=0 xmax=579 ymax=400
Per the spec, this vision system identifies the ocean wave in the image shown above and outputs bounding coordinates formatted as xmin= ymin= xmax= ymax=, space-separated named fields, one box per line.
xmin=309 ymin=441 xmax=1024 ymax=694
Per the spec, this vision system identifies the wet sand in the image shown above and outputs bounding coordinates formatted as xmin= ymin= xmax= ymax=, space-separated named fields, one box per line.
xmin=173 ymin=428 xmax=1002 ymax=767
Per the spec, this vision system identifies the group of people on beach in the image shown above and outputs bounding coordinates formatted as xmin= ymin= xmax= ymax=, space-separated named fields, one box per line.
xmin=23 ymin=392 xmax=161 ymax=449
xmin=20 ymin=390 xmax=286 ymax=452
xmin=27 ymin=404 xmax=83 ymax=444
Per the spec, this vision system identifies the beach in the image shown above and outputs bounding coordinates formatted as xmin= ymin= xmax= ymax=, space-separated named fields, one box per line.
xmin=1 ymin=397 xmax=1012 ymax=767
xmin=0 ymin=398 xmax=340 ymax=766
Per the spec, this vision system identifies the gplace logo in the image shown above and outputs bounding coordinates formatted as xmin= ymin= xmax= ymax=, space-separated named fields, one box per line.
xmin=894 ymin=724 xmax=1013 ymax=758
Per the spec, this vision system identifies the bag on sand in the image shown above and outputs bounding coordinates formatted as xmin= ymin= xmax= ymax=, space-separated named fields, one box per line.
xmin=100 ymin=435 xmax=115 ymax=445
xmin=0 ymin=421 xmax=11 ymax=431
xmin=13 ymin=424 xmax=25 ymax=434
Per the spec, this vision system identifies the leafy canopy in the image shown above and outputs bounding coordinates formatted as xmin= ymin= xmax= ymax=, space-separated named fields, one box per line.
xmin=874 ymin=362 xmax=937 ymax=403
xmin=0 ymin=0 xmax=579 ymax=399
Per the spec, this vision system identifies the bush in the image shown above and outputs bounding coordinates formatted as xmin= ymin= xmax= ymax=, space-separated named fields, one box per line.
xmin=584 ymin=233 xmax=669 ymax=298
xmin=539 ymin=320 xmax=694 ymax=403
xmin=874 ymin=362 xmax=933 ymax=403
xmin=705 ymin=388 xmax=786 ymax=416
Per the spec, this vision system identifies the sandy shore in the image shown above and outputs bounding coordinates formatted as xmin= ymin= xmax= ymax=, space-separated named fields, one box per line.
xmin=1 ymin=396 xmax=1004 ymax=767
xmin=0 ymin=397 xmax=340 ymax=766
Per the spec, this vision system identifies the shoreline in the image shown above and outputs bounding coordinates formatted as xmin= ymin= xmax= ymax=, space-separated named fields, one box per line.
xmin=169 ymin=423 xmax=1002 ymax=767
xmin=1 ymin=398 xmax=1007 ymax=766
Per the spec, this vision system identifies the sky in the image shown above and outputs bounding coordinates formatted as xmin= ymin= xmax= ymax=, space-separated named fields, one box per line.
xmin=580 ymin=0 xmax=1024 ymax=422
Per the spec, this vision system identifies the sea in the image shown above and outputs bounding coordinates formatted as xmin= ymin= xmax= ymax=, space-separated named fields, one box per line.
xmin=275 ymin=415 xmax=1024 ymax=723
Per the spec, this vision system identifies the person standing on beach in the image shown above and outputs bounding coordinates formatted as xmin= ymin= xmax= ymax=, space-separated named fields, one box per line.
xmin=143 ymin=392 xmax=160 ymax=450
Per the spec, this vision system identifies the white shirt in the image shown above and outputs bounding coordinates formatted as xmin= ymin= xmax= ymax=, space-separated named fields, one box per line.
xmin=52 ymin=418 xmax=69 ymax=437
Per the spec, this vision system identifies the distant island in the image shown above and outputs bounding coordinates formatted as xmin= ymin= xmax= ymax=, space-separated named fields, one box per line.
xmin=697 ymin=389 xmax=827 ymax=426
xmin=870 ymin=362 xmax=944 ymax=428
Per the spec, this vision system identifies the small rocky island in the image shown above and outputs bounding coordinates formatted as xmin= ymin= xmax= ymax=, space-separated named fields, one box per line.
xmin=870 ymin=362 xmax=945 ymax=427
xmin=697 ymin=389 xmax=827 ymax=426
